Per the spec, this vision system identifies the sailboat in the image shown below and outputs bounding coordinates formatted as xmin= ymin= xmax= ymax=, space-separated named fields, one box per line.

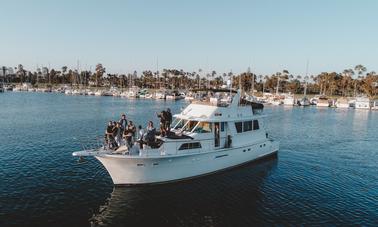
xmin=299 ymin=61 xmax=310 ymax=106
xmin=299 ymin=83 xmax=310 ymax=106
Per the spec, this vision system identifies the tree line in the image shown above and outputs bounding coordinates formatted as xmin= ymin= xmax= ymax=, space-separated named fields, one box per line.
xmin=1 ymin=63 xmax=377 ymax=98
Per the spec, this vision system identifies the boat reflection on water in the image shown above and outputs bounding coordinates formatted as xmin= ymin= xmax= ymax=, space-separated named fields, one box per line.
xmin=89 ymin=156 xmax=278 ymax=227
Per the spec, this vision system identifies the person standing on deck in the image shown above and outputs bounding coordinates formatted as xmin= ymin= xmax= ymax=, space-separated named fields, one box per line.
xmin=111 ymin=121 xmax=119 ymax=149
xmin=114 ymin=122 xmax=122 ymax=146
xmin=124 ymin=121 xmax=136 ymax=147
xmin=137 ymin=125 xmax=145 ymax=149
xmin=119 ymin=114 xmax=127 ymax=133
xmin=165 ymin=108 xmax=172 ymax=134
xmin=156 ymin=110 xmax=167 ymax=136
xmin=105 ymin=121 xmax=114 ymax=149
xmin=145 ymin=121 xmax=156 ymax=146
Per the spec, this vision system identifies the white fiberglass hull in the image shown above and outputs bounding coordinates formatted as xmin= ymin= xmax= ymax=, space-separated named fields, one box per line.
xmin=316 ymin=103 xmax=329 ymax=107
xmin=336 ymin=103 xmax=350 ymax=108
xmin=283 ymin=99 xmax=294 ymax=106
xmin=95 ymin=140 xmax=279 ymax=185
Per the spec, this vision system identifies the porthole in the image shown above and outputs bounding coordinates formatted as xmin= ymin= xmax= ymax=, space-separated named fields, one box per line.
xmin=248 ymin=148 xmax=251 ymax=151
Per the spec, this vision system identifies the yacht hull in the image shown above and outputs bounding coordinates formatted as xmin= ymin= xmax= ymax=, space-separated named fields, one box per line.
xmin=96 ymin=140 xmax=279 ymax=185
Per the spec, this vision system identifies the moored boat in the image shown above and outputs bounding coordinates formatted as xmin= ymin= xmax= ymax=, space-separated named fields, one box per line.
xmin=335 ymin=97 xmax=350 ymax=108
xmin=355 ymin=96 xmax=371 ymax=110
xmin=316 ymin=96 xmax=330 ymax=107
xmin=166 ymin=91 xmax=184 ymax=100
xmin=371 ymin=100 xmax=378 ymax=110
xmin=283 ymin=94 xmax=295 ymax=106
xmin=298 ymin=97 xmax=310 ymax=106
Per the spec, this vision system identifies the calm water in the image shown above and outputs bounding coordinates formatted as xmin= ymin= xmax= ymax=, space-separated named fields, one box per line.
xmin=0 ymin=92 xmax=377 ymax=226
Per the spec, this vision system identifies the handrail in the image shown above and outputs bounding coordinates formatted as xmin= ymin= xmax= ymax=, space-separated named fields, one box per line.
xmin=162 ymin=135 xmax=229 ymax=143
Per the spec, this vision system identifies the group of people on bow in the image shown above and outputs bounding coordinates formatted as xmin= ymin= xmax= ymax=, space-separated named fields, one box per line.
xmin=104 ymin=108 xmax=172 ymax=150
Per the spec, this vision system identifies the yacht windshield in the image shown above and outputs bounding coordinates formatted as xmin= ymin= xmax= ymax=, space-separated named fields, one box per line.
xmin=192 ymin=122 xmax=212 ymax=133
xmin=183 ymin=121 xmax=198 ymax=132
xmin=173 ymin=119 xmax=188 ymax=130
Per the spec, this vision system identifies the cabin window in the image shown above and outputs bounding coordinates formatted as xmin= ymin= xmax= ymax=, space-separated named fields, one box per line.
xmin=235 ymin=122 xmax=243 ymax=133
xmin=193 ymin=122 xmax=212 ymax=133
xmin=179 ymin=142 xmax=202 ymax=150
xmin=253 ymin=120 xmax=259 ymax=130
xmin=221 ymin=122 xmax=225 ymax=132
xmin=243 ymin=121 xmax=252 ymax=132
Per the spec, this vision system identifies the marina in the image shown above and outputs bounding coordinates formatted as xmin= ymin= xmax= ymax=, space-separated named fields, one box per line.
xmin=1 ymin=84 xmax=377 ymax=111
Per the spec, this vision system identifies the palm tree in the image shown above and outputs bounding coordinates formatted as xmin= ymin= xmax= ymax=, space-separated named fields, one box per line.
xmin=1 ymin=66 xmax=7 ymax=83
xmin=341 ymin=69 xmax=354 ymax=96
xmin=198 ymin=69 xmax=202 ymax=89
xmin=95 ymin=63 xmax=105 ymax=87
xmin=263 ymin=75 xmax=269 ymax=93
xmin=228 ymin=71 xmax=233 ymax=89
xmin=17 ymin=64 xmax=25 ymax=84
xmin=211 ymin=70 xmax=217 ymax=88
xmin=354 ymin=65 xmax=366 ymax=96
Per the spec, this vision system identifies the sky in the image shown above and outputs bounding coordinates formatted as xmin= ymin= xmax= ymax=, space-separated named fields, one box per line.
xmin=0 ymin=0 xmax=377 ymax=76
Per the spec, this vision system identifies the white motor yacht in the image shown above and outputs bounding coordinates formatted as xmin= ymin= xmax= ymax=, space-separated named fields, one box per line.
xmin=371 ymin=100 xmax=378 ymax=110
xmin=283 ymin=94 xmax=295 ymax=106
xmin=73 ymin=89 xmax=279 ymax=185
xmin=355 ymin=97 xmax=371 ymax=110
xmin=335 ymin=98 xmax=350 ymax=108
xmin=166 ymin=91 xmax=184 ymax=100
xmin=64 ymin=89 xmax=73 ymax=95
xmin=155 ymin=91 xmax=166 ymax=99
xmin=316 ymin=96 xmax=330 ymax=107
xmin=72 ymin=89 xmax=82 ymax=95
xmin=299 ymin=97 xmax=311 ymax=106
xmin=4 ymin=84 xmax=13 ymax=91
xmin=94 ymin=90 xmax=104 ymax=96
xmin=120 ymin=91 xmax=128 ymax=97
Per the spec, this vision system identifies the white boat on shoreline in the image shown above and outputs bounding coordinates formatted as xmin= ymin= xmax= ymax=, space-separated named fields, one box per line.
xmin=371 ymin=100 xmax=378 ymax=110
xmin=94 ymin=90 xmax=104 ymax=96
xmin=154 ymin=91 xmax=166 ymax=99
xmin=317 ymin=96 xmax=330 ymax=107
xmin=283 ymin=94 xmax=295 ymax=106
xmin=166 ymin=91 xmax=184 ymax=100
xmin=335 ymin=97 xmax=350 ymax=108
xmin=73 ymin=89 xmax=279 ymax=185
xmin=355 ymin=97 xmax=371 ymax=110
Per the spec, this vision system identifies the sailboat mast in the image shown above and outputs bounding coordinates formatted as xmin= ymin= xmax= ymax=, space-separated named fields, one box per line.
xmin=156 ymin=57 xmax=159 ymax=90
xmin=276 ymin=77 xmax=280 ymax=95
xmin=304 ymin=60 xmax=309 ymax=96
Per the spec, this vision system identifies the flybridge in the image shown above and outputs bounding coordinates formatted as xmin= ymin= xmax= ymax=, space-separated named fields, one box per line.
xmin=177 ymin=89 xmax=264 ymax=121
